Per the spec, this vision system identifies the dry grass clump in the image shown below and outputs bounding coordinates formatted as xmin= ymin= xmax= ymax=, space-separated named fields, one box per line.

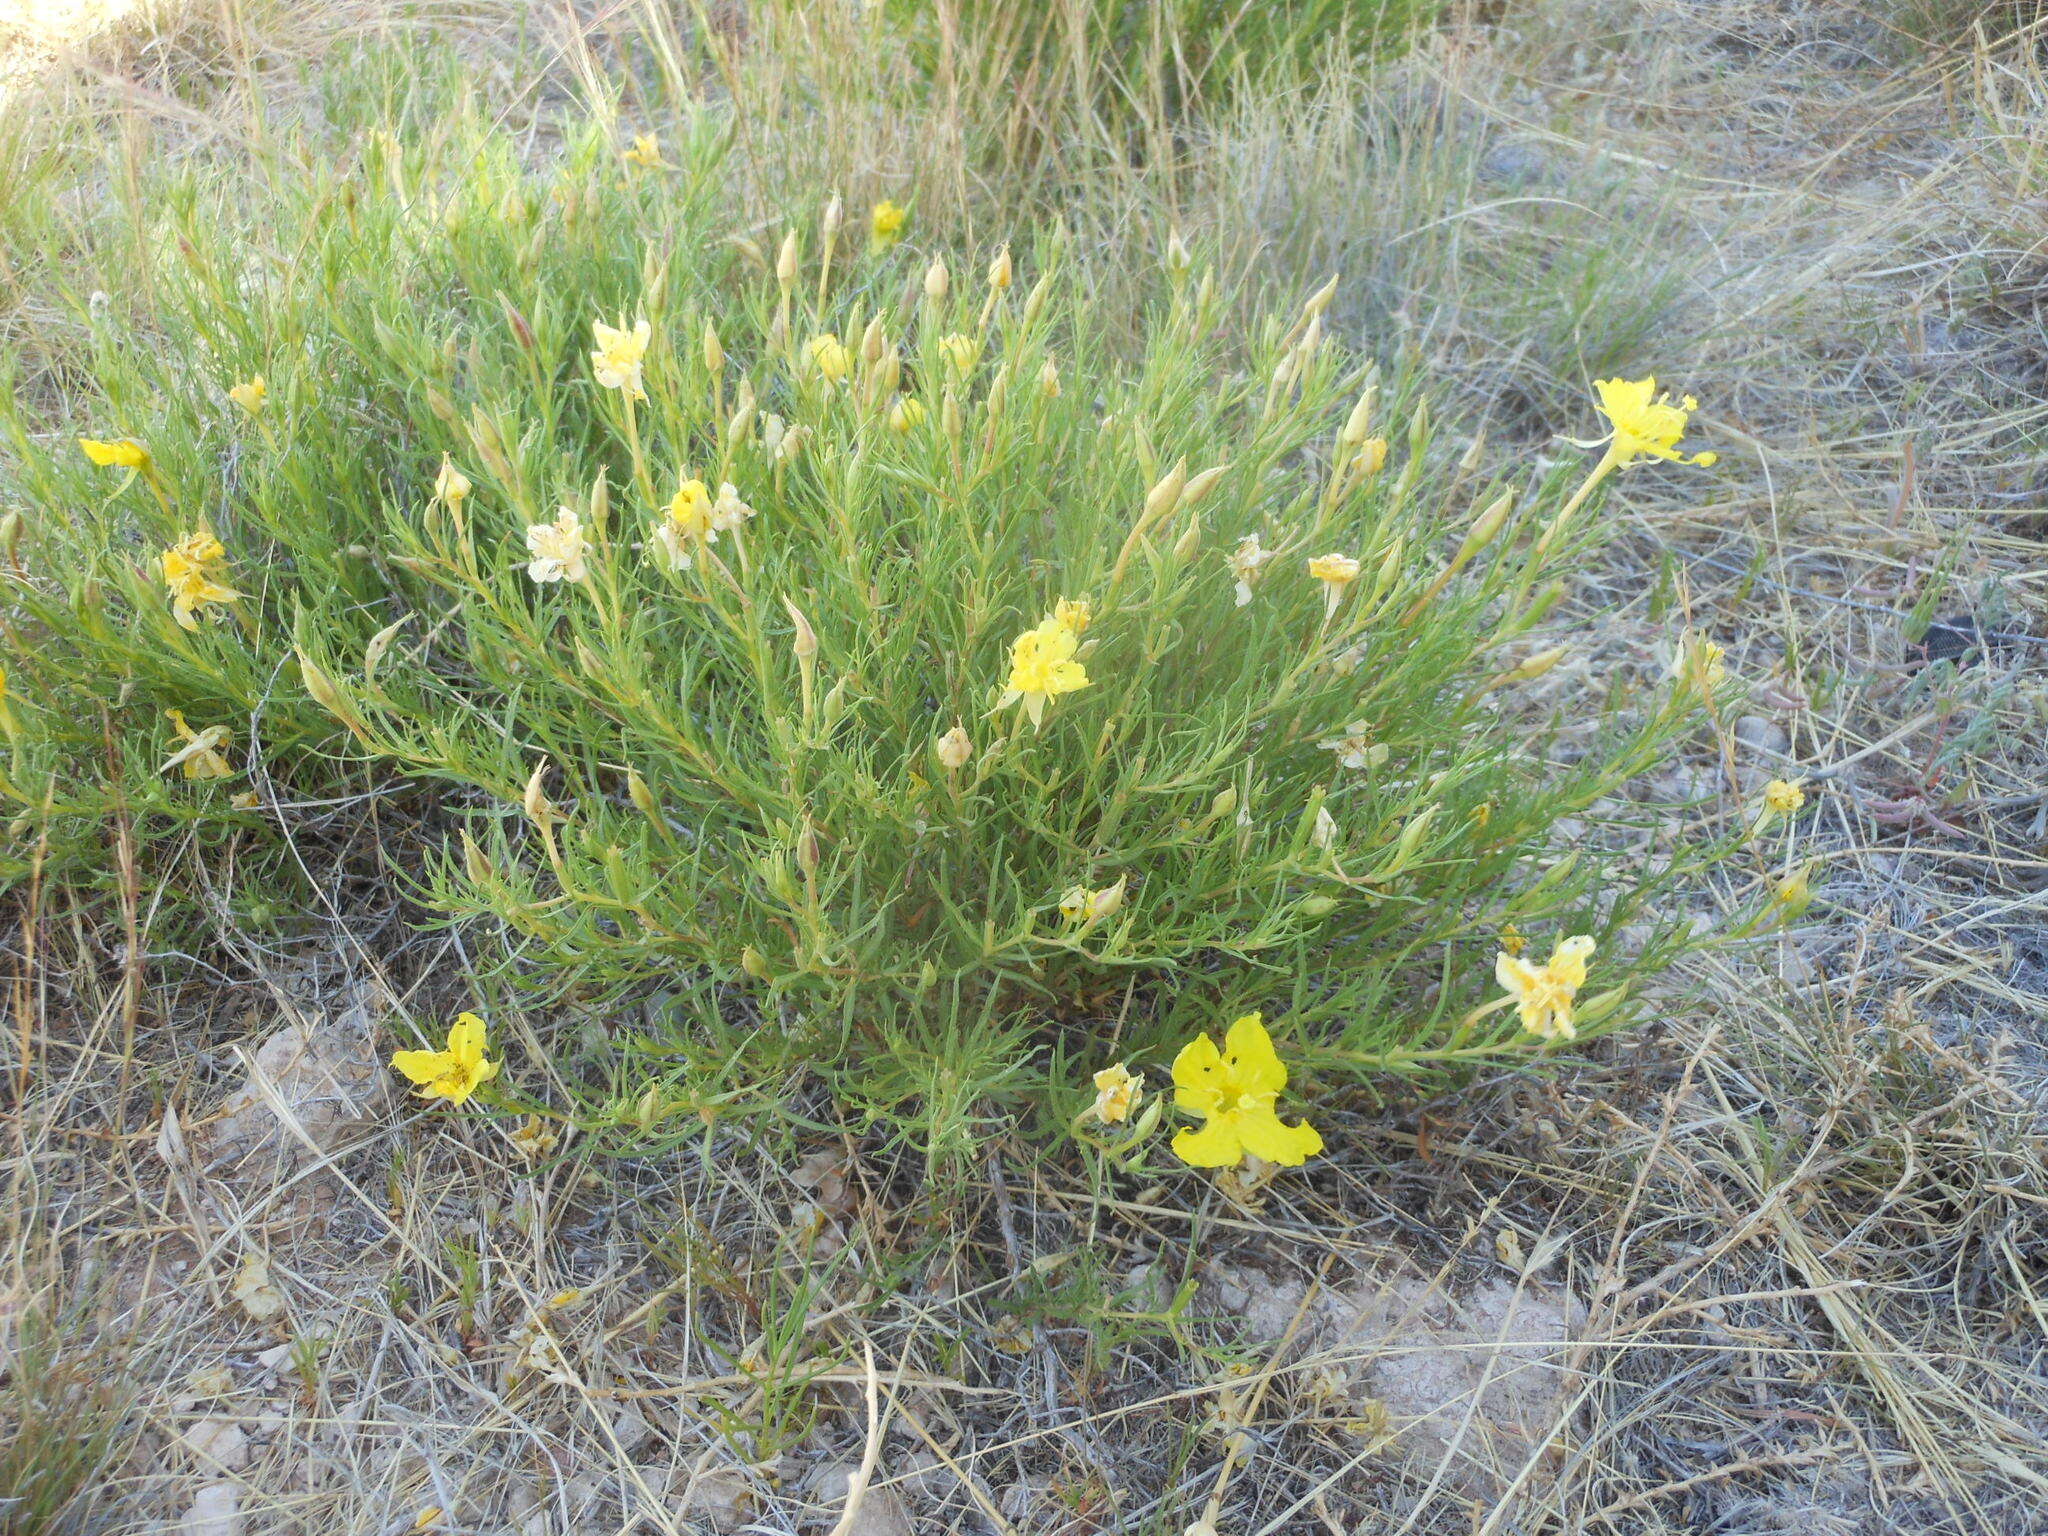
xmin=2 ymin=1 xmax=2047 ymax=1533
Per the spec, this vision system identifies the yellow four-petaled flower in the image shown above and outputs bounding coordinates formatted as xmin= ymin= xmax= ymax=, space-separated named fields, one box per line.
xmin=390 ymin=1012 xmax=500 ymax=1106
xmin=1169 ymin=1013 xmax=1323 ymax=1168
xmin=1494 ymin=934 xmax=1596 ymax=1042
xmin=1592 ymin=378 xmax=1717 ymax=468
xmin=1000 ymin=614 xmax=1090 ymax=727
xmin=161 ymin=531 xmax=241 ymax=630
xmin=591 ymin=317 xmax=652 ymax=401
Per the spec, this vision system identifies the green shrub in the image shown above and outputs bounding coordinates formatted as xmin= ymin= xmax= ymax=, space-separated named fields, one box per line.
xmin=1 ymin=91 xmax=1735 ymax=1141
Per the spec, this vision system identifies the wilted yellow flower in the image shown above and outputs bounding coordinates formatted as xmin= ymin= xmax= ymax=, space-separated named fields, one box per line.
xmin=1053 ymin=596 xmax=1091 ymax=634
xmin=434 ymin=456 xmax=471 ymax=506
xmin=390 ymin=1012 xmax=499 ymax=1107
xmin=1500 ymin=923 xmax=1526 ymax=957
xmin=623 ymin=134 xmax=661 ymax=168
xmin=1000 ymin=615 xmax=1090 ymax=727
xmin=870 ymin=199 xmax=907 ymax=248
xmin=227 ymin=376 xmax=267 ymax=415
xmin=161 ymin=531 xmax=241 ymax=630
xmin=1308 ymin=552 xmax=1360 ymax=587
xmin=1059 ymin=874 xmax=1127 ymax=926
xmin=1352 ymin=437 xmax=1389 ymax=476
xmin=1495 ymin=934 xmax=1596 ymax=1042
xmin=938 ymin=333 xmax=980 ymax=374
xmin=591 ymin=317 xmax=651 ymax=400
xmin=80 ymin=437 xmax=150 ymax=469
xmin=525 ymin=508 xmax=590 ymax=584
xmin=1762 ymin=778 xmax=1806 ymax=816
xmin=1090 ymin=1062 xmax=1144 ymax=1125
xmin=934 ymin=724 xmax=973 ymax=770
xmin=1591 ymin=377 xmax=1717 ymax=468
xmin=1317 ymin=722 xmax=1388 ymax=772
xmin=1229 ymin=533 xmax=1274 ymax=607
xmin=1170 ymin=1013 xmax=1322 ymax=1168
xmin=1670 ymin=630 xmax=1728 ymax=693
xmin=889 ymin=396 xmax=926 ymax=433
xmin=807 ymin=333 xmax=852 ymax=383
xmin=162 ymin=708 xmax=232 ymax=780
xmin=1773 ymin=862 xmax=1814 ymax=920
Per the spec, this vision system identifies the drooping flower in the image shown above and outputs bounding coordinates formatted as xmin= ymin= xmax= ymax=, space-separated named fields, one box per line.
xmin=889 ymin=396 xmax=926 ymax=433
xmin=869 ymin=199 xmax=907 ymax=248
xmin=1318 ymin=722 xmax=1388 ymax=772
xmin=1169 ymin=1013 xmax=1323 ymax=1169
xmin=1590 ymin=378 xmax=1717 ymax=468
xmin=162 ymin=709 xmax=232 ymax=780
xmin=1090 ymin=1062 xmax=1144 ymax=1126
xmin=1059 ymin=874 xmax=1127 ymax=926
xmin=525 ymin=508 xmax=590 ymax=584
xmin=1494 ymin=934 xmax=1596 ymax=1042
xmin=434 ymin=456 xmax=471 ymax=507
xmin=1762 ymin=778 xmax=1806 ymax=816
xmin=807 ymin=333 xmax=852 ymax=384
xmin=227 ymin=376 xmax=267 ymax=415
xmin=938 ymin=333 xmax=980 ymax=374
xmin=1773 ymin=862 xmax=1814 ymax=920
xmin=161 ymin=531 xmax=241 ymax=629
xmin=591 ymin=317 xmax=652 ymax=401
xmin=390 ymin=1012 xmax=500 ymax=1106
xmin=623 ymin=134 xmax=661 ymax=168
xmin=80 ymin=437 xmax=149 ymax=470
xmin=1052 ymin=596 xmax=1092 ymax=634
xmin=1229 ymin=534 xmax=1274 ymax=607
xmin=710 ymin=482 xmax=755 ymax=533
xmin=1000 ymin=615 xmax=1090 ymax=727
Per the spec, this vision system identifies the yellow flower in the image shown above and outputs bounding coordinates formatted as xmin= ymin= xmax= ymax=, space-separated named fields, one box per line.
xmin=525 ymin=508 xmax=589 ymax=584
xmin=888 ymin=396 xmax=926 ymax=433
xmin=938 ymin=333 xmax=980 ymax=374
xmin=227 ymin=376 xmax=267 ymax=415
xmin=1000 ymin=615 xmax=1090 ymax=727
xmin=390 ymin=1012 xmax=500 ymax=1106
xmin=434 ymin=456 xmax=471 ymax=506
xmin=1500 ymin=923 xmax=1526 ymax=957
xmin=1494 ymin=934 xmax=1596 ymax=1042
xmin=591 ymin=317 xmax=651 ymax=400
xmin=807 ymin=333 xmax=853 ymax=383
xmin=869 ymin=199 xmax=907 ymax=248
xmin=1591 ymin=377 xmax=1717 ymax=468
xmin=162 ymin=708 xmax=232 ymax=780
xmin=623 ymin=134 xmax=661 ymax=168
xmin=1773 ymin=862 xmax=1814 ymax=920
xmin=1308 ymin=552 xmax=1360 ymax=587
xmin=1352 ymin=437 xmax=1389 ymax=477
xmin=1763 ymin=778 xmax=1806 ymax=816
xmin=161 ymin=531 xmax=241 ymax=630
xmin=1052 ymin=595 xmax=1091 ymax=634
xmin=651 ymin=480 xmax=750 ymax=572
xmin=1308 ymin=552 xmax=1361 ymax=616
xmin=1090 ymin=1062 xmax=1144 ymax=1126
xmin=1169 ymin=1013 xmax=1322 ymax=1169
xmin=1059 ymin=874 xmax=1127 ymax=926
xmin=80 ymin=437 xmax=149 ymax=469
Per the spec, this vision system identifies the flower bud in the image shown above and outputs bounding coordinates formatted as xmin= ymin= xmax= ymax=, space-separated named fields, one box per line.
xmin=861 ymin=314 xmax=887 ymax=363
xmin=702 ymin=323 xmax=724 ymax=374
xmin=987 ymin=247 xmax=1012 ymax=291
xmin=1143 ymin=459 xmax=1187 ymax=524
xmin=1340 ymin=386 xmax=1377 ymax=446
xmin=1038 ymin=358 xmax=1061 ymax=398
xmin=1164 ymin=227 xmax=1191 ymax=274
xmin=1303 ymin=272 xmax=1340 ymax=318
xmin=741 ymin=945 xmax=771 ymax=980
xmin=822 ymin=194 xmax=843 ymax=239
xmin=923 ymin=256 xmax=949 ymax=303
xmin=1506 ymin=646 xmax=1567 ymax=683
xmin=935 ymin=725 xmax=973 ymax=770
xmin=1180 ymin=464 xmax=1229 ymax=506
xmin=522 ymin=761 xmax=559 ymax=828
xmin=781 ymin=596 xmax=818 ymax=659
xmin=1022 ymin=273 xmax=1053 ymax=326
xmin=1298 ymin=895 xmax=1337 ymax=918
xmin=776 ymin=230 xmax=800 ymax=289
xmin=1171 ymin=516 xmax=1201 ymax=561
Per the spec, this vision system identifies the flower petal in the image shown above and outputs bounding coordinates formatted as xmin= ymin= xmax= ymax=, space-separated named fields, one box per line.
xmin=1237 ymin=1108 xmax=1324 ymax=1167
xmin=1170 ymin=1031 xmax=1224 ymax=1103
xmin=446 ymin=1012 xmax=489 ymax=1067
xmin=1172 ymin=1117 xmax=1245 ymax=1168
xmin=391 ymin=1049 xmax=452 ymax=1086
xmin=1221 ymin=1013 xmax=1286 ymax=1096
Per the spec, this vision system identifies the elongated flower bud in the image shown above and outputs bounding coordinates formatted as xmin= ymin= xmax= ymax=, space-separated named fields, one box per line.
xmin=822 ymin=194 xmax=843 ymax=239
xmin=924 ymin=257 xmax=949 ymax=303
xmin=1303 ymin=273 xmax=1339 ymax=317
xmin=702 ymin=323 xmax=724 ymax=374
xmin=1180 ymin=464 xmax=1229 ymax=506
xmin=776 ymin=230 xmax=799 ymax=290
xmin=1506 ymin=646 xmax=1567 ymax=682
xmin=1143 ymin=459 xmax=1187 ymax=524
xmin=781 ymin=596 xmax=818 ymax=658
xmin=1340 ymin=386 xmax=1377 ymax=447
xmin=987 ymin=247 xmax=1012 ymax=291
xmin=861 ymin=314 xmax=887 ymax=363
xmin=627 ymin=767 xmax=662 ymax=826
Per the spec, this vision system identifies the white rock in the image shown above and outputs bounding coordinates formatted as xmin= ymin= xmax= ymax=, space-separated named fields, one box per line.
xmin=181 ymin=1417 xmax=251 ymax=1472
xmin=180 ymin=1482 xmax=242 ymax=1536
